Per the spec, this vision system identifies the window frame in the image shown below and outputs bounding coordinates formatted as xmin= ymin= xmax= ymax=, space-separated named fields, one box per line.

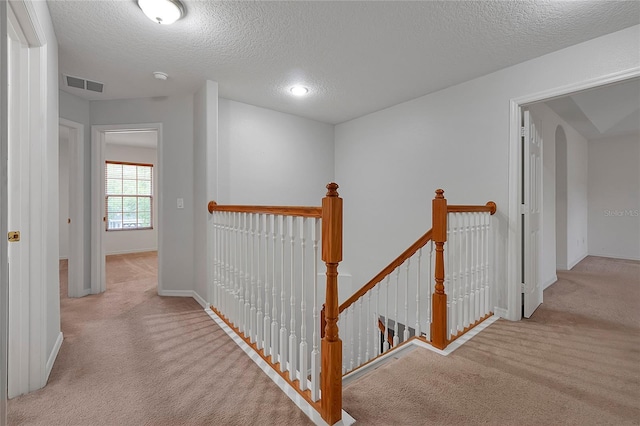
xmin=105 ymin=160 xmax=154 ymax=232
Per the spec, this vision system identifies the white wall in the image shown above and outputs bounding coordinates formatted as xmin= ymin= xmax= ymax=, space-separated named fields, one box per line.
xmin=58 ymin=135 xmax=69 ymax=259
xmin=59 ymin=91 xmax=91 ymax=290
xmin=104 ymin=143 xmax=158 ymax=255
xmin=193 ymin=81 xmax=218 ymax=305
xmin=218 ymin=98 xmax=335 ymax=206
xmin=588 ymin=133 xmax=640 ymax=260
xmin=335 ymin=25 xmax=639 ymax=317
xmin=565 ymin=122 xmax=589 ymax=269
xmin=90 ymin=95 xmax=195 ymax=293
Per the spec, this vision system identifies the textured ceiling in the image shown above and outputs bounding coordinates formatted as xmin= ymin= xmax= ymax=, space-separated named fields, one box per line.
xmin=48 ymin=0 xmax=640 ymax=124
xmin=545 ymin=78 xmax=640 ymax=141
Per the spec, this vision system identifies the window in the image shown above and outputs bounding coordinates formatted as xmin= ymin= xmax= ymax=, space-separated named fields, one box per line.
xmin=105 ymin=161 xmax=153 ymax=231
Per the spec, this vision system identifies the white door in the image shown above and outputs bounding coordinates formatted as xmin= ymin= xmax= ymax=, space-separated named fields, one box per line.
xmin=7 ymin=3 xmax=33 ymax=398
xmin=522 ymin=110 xmax=543 ymax=318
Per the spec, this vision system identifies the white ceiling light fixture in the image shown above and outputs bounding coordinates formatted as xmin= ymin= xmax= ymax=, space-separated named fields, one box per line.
xmin=290 ymin=85 xmax=309 ymax=97
xmin=153 ymin=71 xmax=169 ymax=80
xmin=138 ymin=0 xmax=185 ymax=25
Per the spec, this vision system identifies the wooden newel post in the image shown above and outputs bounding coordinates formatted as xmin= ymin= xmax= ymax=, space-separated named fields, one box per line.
xmin=321 ymin=182 xmax=342 ymax=425
xmin=431 ymin=189 xmax=448 ymax=350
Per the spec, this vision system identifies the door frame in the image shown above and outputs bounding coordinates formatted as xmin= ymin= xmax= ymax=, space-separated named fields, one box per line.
xmin=91 ymin=123 xmax=163 ymax=294
xmin=3 ymin=0 xmax=57 ymax=405
xmin=506 ymin=67 xmax=640 ymax=321
xmin=1 ymin=0 xmax=8 ymax=421
xmin=59 ymin=118 xmax=86 ymax=297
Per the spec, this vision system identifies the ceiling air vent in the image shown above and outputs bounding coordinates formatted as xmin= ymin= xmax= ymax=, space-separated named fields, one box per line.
xmin=64 ymin=74 xmax=104 ymax=93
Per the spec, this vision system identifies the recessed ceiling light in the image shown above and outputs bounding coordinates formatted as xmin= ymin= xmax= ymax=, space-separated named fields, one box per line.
xmin=153 ymin=71 xmax=169 ymax=80
xmin=290 ymin=86 xmax=309 ymax=97
xmin=138 ymin=0 xmax=185 ymax=25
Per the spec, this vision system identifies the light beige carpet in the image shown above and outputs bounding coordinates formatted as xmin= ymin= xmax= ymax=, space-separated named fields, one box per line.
xmin=343 ymin=256 xmax=640 ymax=425
xmin=8 ymin=252 xmax=312 ymax=425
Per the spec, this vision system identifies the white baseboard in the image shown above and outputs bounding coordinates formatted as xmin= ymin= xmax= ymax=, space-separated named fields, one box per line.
xmin=567 ymin=252 xmax=588 ymax=270
xmin=543 ymin=275 xmax=558 ymax=290
xmin=157 ymin=289 xmax=208 ymax=308
xmin=587 ymin=252 xmax=640 ymax=262
xmin=105 ymin=248 xmax=158 ymax=256
xmin=46 ymin=332 xmax=64 ymax=383
xmin=493 ymin=307 xmax=508 ymax=318
xmin=192 ymin=291 xmax=207 ymax=308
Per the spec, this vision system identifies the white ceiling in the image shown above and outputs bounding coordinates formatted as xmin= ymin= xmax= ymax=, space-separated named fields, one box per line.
xmin=544 ymin=78 xmax=640 ymax=141
xmin=49 ymin=0 xmax=640 ymax=124
xmin=105 ymin=130 xmax=158 ymax=149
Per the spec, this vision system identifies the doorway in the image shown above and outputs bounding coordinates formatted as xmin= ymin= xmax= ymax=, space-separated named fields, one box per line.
xmin=508 ymin=70 xmax=640 ymax=321
xmin=58 ymin=119 xmax=86 ymax=298
xmin=91 ymin=124 xmax=162 ymax=294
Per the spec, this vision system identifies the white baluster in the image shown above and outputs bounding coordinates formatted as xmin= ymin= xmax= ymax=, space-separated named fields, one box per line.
xmin=357 ymin=298 xmax=363 ymax=367
xmin=271 ymin=215 xmax=279 ymax=361
xmin=473 ymin=213 xmax=482 ymax=322
xmin=366 ymin=290 xmax=371 ymax=361
xmin=463 ymin=212 xmax=470 ymax=329
xmin=404 ymin=259 xmax=410 ymax=342
xmin=349 ymin=305 xmax=355 ymax=372
xmin=393 ymin=268 xmax=400 ymax=347
xmin=238 ymin=213 xmax=245 ymax=331
xmin=299 ymin=217 xmax=308 ymax=391
xmin=484 ymin=213 xmax=491 ymax=316
xmin=383 ymin=275 xmax=390 ymax=353
xmin=244 ymin=214 xmax=251 ymax=336
xmin=279 ymin=215 xmax=288 ymax=372
xmin=456 ymin=214 xmax=464 ymax=333
xmin=262 ymin=214 xmax=271 ymax=355
xmin=310 ymin=218 xmax=320 ymax=401
xmin=478 ymin=213 xmax=485 ymax=318
xmin=341 ymin=309 xmax=348 ymax=374
xmin=426 ymin=240 xmax=434 ymax=341
xmin=449 ymin=213 xmax=457 ymax=338
xmin=256 ymin=214 xmax=263 ymax=349
xmin=250 ymin=214 xmax=257 ymax=342
xmin=376 ymin=283 xmax=382 ymax=355
xmin=288 ymin=216 xmax=297 ymax=381
xmin=415 ymin=247 xmax=422 ymax=337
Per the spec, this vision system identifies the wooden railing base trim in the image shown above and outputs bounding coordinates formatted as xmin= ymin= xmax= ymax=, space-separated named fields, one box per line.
xmin=209 ymin=305 xmax=321 ymax=412
xmin=342 ymin=335 xmax=423 ymax=378
xmin=447 ymin=312 xmax=494 ymax=344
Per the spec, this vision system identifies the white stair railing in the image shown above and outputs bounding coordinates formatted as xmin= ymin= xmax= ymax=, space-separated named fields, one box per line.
xmin=446 ymin=210 xmax=493 ymax=340
xmin=337 ymin=231 xmax=435 ymax=376
xmin=210 ymin=208 xmax=323 ymax=399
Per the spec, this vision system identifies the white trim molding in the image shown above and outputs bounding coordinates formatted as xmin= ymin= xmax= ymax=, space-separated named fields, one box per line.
xmin=59 ymin=118 xmax=85 ymax=298
xmin=157 ymin=290 xmax=208 ymax=309
xmin=92 ymin=123 xmax=163 ymax=295
xmin=45 ymin=332 xmax=63 ymax=382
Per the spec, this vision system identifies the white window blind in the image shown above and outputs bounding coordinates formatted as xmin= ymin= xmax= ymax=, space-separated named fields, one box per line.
xmin=105 ymin=161 xmax=153 ymax=231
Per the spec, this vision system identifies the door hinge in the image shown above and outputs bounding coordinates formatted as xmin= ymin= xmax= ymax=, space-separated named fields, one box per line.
xmin=520 ymin=204 xmax=528 ymax=214
xmin=521 ymin=127 xmax=525 ymax=137
xmin=8 ymin=231 xmax=20 ymax=242
xmin=521 ymin=283 xmax=525 ymax=291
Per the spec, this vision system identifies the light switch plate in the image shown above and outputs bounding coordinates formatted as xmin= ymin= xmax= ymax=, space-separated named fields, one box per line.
xmin=177 ymin=198 xmax=184 ymax=209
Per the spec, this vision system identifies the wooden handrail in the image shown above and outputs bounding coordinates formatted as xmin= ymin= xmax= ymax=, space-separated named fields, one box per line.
xmin=338 ymin=229 xmax=433 ymax=314
xmin=207 ymin=201 xmax=322 ymax=218
xmin=448 ymin=201 xmax=496 ymax=215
